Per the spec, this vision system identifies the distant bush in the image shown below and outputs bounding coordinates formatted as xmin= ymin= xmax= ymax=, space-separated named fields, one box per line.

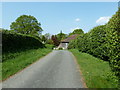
xmin=58 ymin=48 xmax=63 ymax=50
xmin=45 ymin=44 xmax=54 ymax=49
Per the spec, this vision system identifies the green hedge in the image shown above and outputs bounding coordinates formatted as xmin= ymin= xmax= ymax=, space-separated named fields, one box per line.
xmin=2 ymin=30 xmax=44 ymax=61
xmin=106 ymin=8 xmax=120 ymax=81
xmin=68 ymin=25 xmax=108 ymax=61
xmin=45 ymin=44 xmax=54 ymax=49
xmin=68 ymin=8 xmax=120 ymax=87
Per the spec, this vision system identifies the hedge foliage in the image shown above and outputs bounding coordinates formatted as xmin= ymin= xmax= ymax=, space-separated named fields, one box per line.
xmin=2 ymin=30 xmax=44 ymax=54
xmin=68 ymin=8 xmax=120 ymax=87
xmin=106 ymin=8 xmax=120 ymax=80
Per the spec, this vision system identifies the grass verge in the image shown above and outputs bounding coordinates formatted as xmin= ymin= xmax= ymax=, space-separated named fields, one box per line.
xmin=2 ymin=48 xmax=52 ymax=81
xmin=70 ymin=49 xmax=118 ymax=88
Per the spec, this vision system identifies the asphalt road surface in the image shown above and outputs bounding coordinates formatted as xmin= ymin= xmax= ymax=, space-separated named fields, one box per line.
xmin=2 ymin=50 xmax=86 ymax=88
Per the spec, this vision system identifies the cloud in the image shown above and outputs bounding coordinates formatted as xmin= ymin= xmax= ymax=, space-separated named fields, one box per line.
xmin=96 ymin=16 xmax=111 ymax=25
xmin=75 ymin=18 xmax=80 ymax=22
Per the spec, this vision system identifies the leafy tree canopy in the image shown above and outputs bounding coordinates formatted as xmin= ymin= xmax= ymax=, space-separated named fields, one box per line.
xmin=10 ymin=15 xmax=43 ymax=36
xmin=44 ymin=33 xmax=51 ymax=40
xmin=51 ymin=35 xmax=60 ymax=46
xmin=57 ymin=30 xmax=67 ymax=41
xmin=69 ymin=29 xmax=84 ymax=36
xmin=41 ymin=35 xmax=47 ymax=44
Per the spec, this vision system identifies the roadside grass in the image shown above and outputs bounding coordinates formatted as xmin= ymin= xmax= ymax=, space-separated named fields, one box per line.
xmin=70 ymin=49 xmax=118 ymax=88
xmin=2 ymin=48 xmax=52 ymax=81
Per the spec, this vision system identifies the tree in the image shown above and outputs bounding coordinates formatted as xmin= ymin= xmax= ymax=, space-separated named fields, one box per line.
xmin=51 ymin=35 xmax=60 ymax=46
xmin=44 ymin=33 xmax=52 ymax=44
xmin=57 ymin=30 xmax=67 ymax=41
xmin=10 ymin=15 xmax=43 ymax=35
xmin=69 ymin=29 xmax=84 ymax=36
xmin=41 ymin=35 xmax=47 ymax=44
xmin=44 ymin=33 xmax=51 ymax=40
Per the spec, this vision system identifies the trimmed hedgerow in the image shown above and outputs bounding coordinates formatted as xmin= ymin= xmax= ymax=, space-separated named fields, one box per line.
xmin=68 ymin=8 xmax=120 ymax=88
xmin=2 ymin=30 xmax=44 ymax=61
xmin=68 ymin=25 xmax=108 ymax=60
xmin=106 ymin=8 xmax=120 ymax=84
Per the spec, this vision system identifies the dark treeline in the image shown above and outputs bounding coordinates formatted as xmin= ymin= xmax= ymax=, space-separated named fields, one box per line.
xmin=68 ymin=8 xmax=120 ymax=87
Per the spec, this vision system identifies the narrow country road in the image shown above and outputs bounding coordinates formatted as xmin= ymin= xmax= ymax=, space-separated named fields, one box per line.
xmin=2 ymin=50 xmax=86 ymax=88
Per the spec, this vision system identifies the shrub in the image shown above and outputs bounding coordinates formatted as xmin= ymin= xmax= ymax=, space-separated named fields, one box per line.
xmin=58 ymin=48 xmax=63 ymax=50
xmin=45 ymin=44 xmax=54 ymax=49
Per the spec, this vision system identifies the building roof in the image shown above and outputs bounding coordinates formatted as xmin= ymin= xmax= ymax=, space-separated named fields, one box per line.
xmin=61 ymin=34 xmax=79 ymax=43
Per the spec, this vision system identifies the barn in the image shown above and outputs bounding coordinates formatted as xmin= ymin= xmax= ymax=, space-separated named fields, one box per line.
xmin=57 ymin=34 xmax=79 ymax=49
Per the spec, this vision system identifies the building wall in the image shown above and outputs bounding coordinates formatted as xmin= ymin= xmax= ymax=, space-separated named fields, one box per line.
xmin=57 ymin=42 xmax=69 ymax=49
